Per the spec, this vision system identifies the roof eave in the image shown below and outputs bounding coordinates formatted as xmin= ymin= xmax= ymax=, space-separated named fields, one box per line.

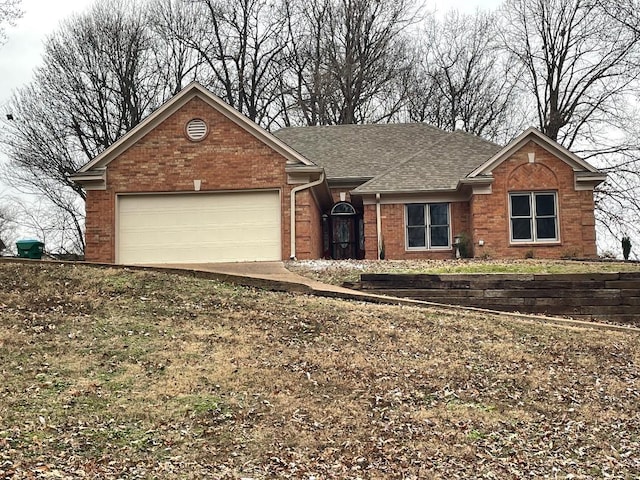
xmin=351 ymin=187 xmax=460 ymax=196
xmin=69 ymin=169 xmax=106 ymax=190
xmin=575 ymin=172 xmax=607 ymax=190
xmin=458 ymin=176 xmax=494 ymax=186
xmin=285 ymin=164 xmax=324 ymax=174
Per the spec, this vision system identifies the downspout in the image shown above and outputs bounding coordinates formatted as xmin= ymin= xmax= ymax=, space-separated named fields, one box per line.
xmin=376 ymin=193 xmax=382 ymax=260
xmin=290 ymin=172 xmax=326 ymax=260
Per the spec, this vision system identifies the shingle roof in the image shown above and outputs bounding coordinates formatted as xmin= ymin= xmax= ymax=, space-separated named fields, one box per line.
xmin=355 ymin=131 xmax=503 ymax=193
xmin=273 ymin=123 xmax=502 ymax=193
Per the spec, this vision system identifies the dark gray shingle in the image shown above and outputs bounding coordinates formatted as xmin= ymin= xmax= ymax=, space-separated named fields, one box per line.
xmin=273 ymin=124 xmax=501 ymax=192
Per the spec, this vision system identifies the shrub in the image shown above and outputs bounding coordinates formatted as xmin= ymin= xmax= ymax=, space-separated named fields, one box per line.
xmin=456 ymin=232 xmax=473 ymax=258
xmin=622 ymin=236 xmax=632 ymax=260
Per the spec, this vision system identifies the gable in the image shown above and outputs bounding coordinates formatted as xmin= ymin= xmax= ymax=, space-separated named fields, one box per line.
xmin=71 ymin=82 xmax=315 ymax=190
xmin=468 ymin=127 xmax=600 ymax=177
xmin=105 ymin=96 xmax=296 ymax=192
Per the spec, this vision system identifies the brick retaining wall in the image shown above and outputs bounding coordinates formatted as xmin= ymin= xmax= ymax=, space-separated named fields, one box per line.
xmin=354 ymin=272 xmax=640 ymax=325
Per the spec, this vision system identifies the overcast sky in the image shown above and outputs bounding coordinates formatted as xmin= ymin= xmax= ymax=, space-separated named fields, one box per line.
xmin=0 ymin=0 xmax=93 ymax=113
xmin=0 ymin=0 xmax=504 ymax=111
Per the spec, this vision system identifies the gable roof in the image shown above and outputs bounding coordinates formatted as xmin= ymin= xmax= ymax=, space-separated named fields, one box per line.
xmin=73 ymin=82 xmax=314 ymax=179
xmin=353 ymin=130 xmax=502 ymax=194
xmin=273 ymin=123 xmax=453 ymax=180
xmin=276 ymin=124 xmax=604 ymax=195
xmin=274 ymin=124 xmax=502 ymax=190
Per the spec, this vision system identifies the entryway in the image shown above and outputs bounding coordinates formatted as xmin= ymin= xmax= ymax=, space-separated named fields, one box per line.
xmin=322 ymin=201 xmax=364 ymax=259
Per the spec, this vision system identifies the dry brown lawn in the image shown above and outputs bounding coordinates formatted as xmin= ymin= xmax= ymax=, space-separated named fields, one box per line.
xmin=1 ymin=261 xmax=639 ymax=479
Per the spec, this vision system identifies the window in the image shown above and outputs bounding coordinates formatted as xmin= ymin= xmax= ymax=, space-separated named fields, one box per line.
xmin=510 ymin=192 xmax=558 ymax=242
xmin=406 ymin=203 xmax=450 ymax=249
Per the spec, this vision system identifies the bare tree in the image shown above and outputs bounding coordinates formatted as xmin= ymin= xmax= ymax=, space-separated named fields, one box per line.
xmin=406 ymin=10 xmax=520 ymax=142
xmin=163 ymin=0 xmax=290 ymax=127
xmin=280 ymin=0 xmax=418 ymax=126
xmin=501 ymin=0 xmax=640 ymax=147
xmin=1 ymin=0 xmax=168 ymax=254
xmin=39 ymin=0 xmax=164 ymax=157
xmin=148 ymin=0 xmax=205 ymax=97
xmin=279 ymin=0 xmax=337 ymax=126
xmin=0 ymin=0 xmax=22 ymax=44
xmin=0 ymin=200 xmax=16 ymax=254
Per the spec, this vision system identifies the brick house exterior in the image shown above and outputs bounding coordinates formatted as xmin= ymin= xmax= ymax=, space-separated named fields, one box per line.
xmin=72 ymin=83 xmax=605 ymax=264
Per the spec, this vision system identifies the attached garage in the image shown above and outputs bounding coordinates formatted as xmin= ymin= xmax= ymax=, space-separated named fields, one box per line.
xmin=72 ymin=83 xmax=326 ymax=264
xmin=117 ymin=191 xmax=281 ymax=264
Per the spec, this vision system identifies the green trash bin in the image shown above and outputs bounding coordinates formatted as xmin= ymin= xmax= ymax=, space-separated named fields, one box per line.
xmin=16 ymin=239 xmax=45 ymax=259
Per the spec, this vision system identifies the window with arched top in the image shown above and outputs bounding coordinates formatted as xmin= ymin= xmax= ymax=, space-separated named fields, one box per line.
xmin=331 ymin=202 xmax=356 ymax=216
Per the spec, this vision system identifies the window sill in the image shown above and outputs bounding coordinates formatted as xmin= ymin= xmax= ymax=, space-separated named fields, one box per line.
xmin=406 ymin=247 xmax=453 ymax=252
xmin=509 ymin=241 xmax=561 ymax=246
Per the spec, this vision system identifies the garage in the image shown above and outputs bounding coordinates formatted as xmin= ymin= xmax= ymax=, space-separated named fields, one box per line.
xmin=117 ymin=191 xmax=281 ymax=264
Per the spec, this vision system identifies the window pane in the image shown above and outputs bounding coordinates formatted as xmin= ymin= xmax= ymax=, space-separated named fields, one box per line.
xmin=535 ymin=194 xmax=555 ymax=216
xmin=408 ymin=226 xmax=426 ymax=247
xmin=511 ymin=195 xmax=531 ymax=217
xmin=407 ymin=204 xmax=425 ymax=226
xmin=512 ymin=218 xmax=532 ymax=240
xmin=536 ymin=218 xmax=557 ymax=239
xmin=430 ymin=226 xmax=449 ymax=247
xmin=429 ymin=203 xmax=449 ymax=226
xmin=331 ymin=202 xmax=356 ymax=215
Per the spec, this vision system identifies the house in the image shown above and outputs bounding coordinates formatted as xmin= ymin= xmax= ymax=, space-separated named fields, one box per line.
xmin=71 ymin=82 xmax=606 ymax=264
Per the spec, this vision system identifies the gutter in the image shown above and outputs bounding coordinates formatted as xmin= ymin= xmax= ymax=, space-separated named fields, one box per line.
xmin=376 ymin=193 xmax=382 ymax=260
xmin=290 ymin=171 xmax=326 ymax=260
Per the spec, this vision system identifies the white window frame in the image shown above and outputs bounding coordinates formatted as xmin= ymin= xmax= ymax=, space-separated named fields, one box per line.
xmin=405 ymin=203 xmax=452 ymax=251
xmin=509 ymin=191 xmax=559 ymax=243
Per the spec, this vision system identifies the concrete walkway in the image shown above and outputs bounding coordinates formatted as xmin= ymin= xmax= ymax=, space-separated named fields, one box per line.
xmin=154 ymin=261 xmax=640 ymax=333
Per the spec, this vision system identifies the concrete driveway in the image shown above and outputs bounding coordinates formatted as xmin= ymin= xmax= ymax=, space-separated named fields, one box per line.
xmin=154 ymin=261 xmax=357 ymax=296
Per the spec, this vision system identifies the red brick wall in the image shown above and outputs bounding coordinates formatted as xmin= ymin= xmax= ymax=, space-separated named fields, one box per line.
xmin=363 ymin=204 xmax=378 ymax=260
xmin=85 ymin=96 xmax=301 ymax=263
xmin=363 ymin=201 xmax=470 ymax=260
xmin=329 ymin=188 xmax=360 ymax=204
xmin=471 ymin=141 xmax=598 ymax=259
xmin=294 ymin=189 xmax=323 ymax=259
xmin=85 ymin=190 xmax=114 ymax=263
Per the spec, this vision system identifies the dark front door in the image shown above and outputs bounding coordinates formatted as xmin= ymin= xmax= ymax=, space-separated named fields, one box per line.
xmin=331 ymin=215 xmax=357 ymax=259
xmin=325 ymin=201 xmax=363 ymax=259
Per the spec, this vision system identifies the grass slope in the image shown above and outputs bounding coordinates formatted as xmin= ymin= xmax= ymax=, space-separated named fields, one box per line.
xmin=1 ymin=262 xmax=639 ymax=479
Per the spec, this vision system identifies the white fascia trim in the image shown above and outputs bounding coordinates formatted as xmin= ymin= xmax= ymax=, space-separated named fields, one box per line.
xmin=69 ymin=169 xmax=107 ymax=190
xmin=361 ymin=191 xmax=470 ymax=205
xmin=575 ymin=173 xmax=607 ymax=191
xmin=469 ymin=127 xmax=600 ymax=177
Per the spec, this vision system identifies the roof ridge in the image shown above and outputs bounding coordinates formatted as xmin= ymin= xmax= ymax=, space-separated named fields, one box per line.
xmin=450 ymin=129 xmax=503 ymax=148
xmin=274 ymin=122 xmax=443 ymax=134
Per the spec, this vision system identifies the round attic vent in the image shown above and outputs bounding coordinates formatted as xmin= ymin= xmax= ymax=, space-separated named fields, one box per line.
xmin=186 ymin=118 xmax=208 ymax=141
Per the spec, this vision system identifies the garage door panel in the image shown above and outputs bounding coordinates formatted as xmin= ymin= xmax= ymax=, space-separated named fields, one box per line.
xmin=118 ymin=192 xmax=281 ymax=264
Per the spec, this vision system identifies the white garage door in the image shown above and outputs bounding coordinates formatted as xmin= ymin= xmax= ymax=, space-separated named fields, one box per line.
xmin=117 ymin=191 xmax=281 ymax=264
